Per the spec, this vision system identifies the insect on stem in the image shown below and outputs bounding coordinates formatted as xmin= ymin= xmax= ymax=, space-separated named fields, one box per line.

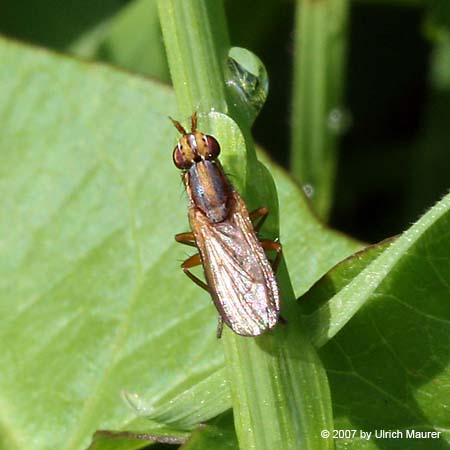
xmin=172 ymin=113 xmax=282 ymax=337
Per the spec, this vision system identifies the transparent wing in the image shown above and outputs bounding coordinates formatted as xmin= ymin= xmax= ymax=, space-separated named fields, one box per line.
xmin=192 ymin=196 xmax=280 ymax=336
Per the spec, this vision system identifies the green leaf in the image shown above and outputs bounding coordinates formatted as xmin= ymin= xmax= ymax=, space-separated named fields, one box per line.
xmin=302 ymin=193 xmax=450 ymax=348
xmin=122 ymin=368 xmax=230 ymax=430
xmin=314 ymin=194 xmax=450 ymax=448
xmin=297 ymin=193 xmax=450 ymax=447
xmin=300 ymin=237 xmax=395 ymax=313
xmin=266 ymin=154 xmax=362 ymax=298
xmin=95 ymin=0 xmax=170 ymax=81
xmin=0 ymin=37 xmax=222 ymax=450
xmin=0 ymin=33 xmax=361 ymax=450
xmin=0 ymin=0 xmax=125 ymax=50
xmin=3 ymin=0 xmax=169 ymax=83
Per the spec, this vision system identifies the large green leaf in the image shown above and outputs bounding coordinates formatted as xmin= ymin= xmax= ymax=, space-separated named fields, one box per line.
xmin=0 ymin=37 xmax=358 ymax=450
xmin=0 ymin=37 xmax=220 ymax=450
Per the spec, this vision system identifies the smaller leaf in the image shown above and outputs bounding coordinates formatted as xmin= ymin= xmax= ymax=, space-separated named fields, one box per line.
xmin=297 ymin=194 xmax=450 ymax=448
xmin=302 ymin=192 xmax=450 ymax=347
xmin=122 ymin=368 xmax=230 ymax=430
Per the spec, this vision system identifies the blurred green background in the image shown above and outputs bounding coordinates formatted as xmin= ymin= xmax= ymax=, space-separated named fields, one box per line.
xmin=1 ymin=0 xmax=448 ymax=243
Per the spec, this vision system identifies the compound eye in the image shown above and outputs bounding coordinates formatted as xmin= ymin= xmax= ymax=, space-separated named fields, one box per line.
xmin=204 ymin=135 xmax=220 ymax=160
xmin=172 ymin=145 xmax=192 ymax=169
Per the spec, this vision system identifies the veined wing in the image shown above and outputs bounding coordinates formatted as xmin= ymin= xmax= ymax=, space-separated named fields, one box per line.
xmin=190 ymin=194 xmax=280 ymax=336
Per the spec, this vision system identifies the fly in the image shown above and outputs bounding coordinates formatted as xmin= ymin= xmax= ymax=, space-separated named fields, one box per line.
xmin=172 ymin=113 xmax=282 ymax=337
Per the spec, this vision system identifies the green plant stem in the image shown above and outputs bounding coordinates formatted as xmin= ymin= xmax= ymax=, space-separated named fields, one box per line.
xmin=158 ymin=2 xmax=334 ymax=449
xmin=157 ymin=0 xmax=229 ymax=117
xmin=291 ymin=0 xmax=349 ymax=219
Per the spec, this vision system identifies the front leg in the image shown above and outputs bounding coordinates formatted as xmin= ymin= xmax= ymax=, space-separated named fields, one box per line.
xmin=181 ymin=254 xmax=227 ymax=339
xmin=177 ymin=232 xmax=228 ymax=337
xmin=216 ymin=316 xmax=224 ymax=339
xmin=176 ymin=232 xmax=208 ymax=290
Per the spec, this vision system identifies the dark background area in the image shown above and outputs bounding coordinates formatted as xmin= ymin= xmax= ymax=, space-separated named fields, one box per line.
xmin=1 ymin=0 xmax=448 ymax=244
xmin=228 ymin=1 xmax=448 ymax=244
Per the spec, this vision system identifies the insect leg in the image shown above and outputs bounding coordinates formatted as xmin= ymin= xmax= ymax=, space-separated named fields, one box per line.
xmin=181 ymin=253 xmax=225 ymax=334
xmin=249 ymin=207 xmax=269 ymax=233
xmin=216 ymin=316 xmax=224 ymax=339
xmin=278 ymin=315 xmax=287 ymax=325
xmin=175 ymin=232 xmax=197 ymax=248
xmin=251 ymin=209 xmax=283 ymax=271
xmin=259 ymin=240 xmax=283 ymax=272
xmin=180 ymin=253 xmax=209 ymax=291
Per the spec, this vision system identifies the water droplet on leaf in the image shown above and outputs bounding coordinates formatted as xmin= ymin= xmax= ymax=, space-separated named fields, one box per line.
xmin=303 ymin=184 xmax=314 ymax=198
xmin=225 ymin=47 xmax=269 ymax=125
xmin=121 ymin=390 xmax=153 ymax=416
